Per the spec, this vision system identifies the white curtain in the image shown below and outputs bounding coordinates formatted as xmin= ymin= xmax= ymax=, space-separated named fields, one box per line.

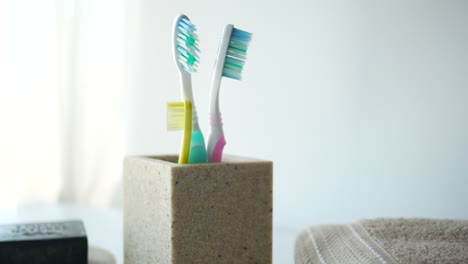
xmin=0 ymin=0 xmax=125 ymax=208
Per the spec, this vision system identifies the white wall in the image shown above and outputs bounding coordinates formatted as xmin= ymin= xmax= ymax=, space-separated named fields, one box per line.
xmin=126 ymin=0 xmax=468 ymax=231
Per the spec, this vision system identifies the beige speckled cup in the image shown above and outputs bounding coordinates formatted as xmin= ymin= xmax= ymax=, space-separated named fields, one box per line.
xmin=123 ymin=155 xmax=273 ymax=264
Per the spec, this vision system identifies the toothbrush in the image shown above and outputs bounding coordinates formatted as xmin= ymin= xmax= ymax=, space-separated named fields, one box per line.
xmin=172 ymin=14 xmax=207 ymax=163
xmin=207 ymin=24 xmax=252 ymax=162
xmin=167 ymin=100 xmax=192 ymax=164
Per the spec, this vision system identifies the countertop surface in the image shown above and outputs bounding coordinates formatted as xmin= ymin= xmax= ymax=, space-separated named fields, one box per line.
xmin=0 ymin=203 xmax=299 ymax=264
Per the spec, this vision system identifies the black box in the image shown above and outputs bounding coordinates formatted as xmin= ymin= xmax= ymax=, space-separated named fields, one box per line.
xmin=0 ymin=220 xmax=87 ymax=264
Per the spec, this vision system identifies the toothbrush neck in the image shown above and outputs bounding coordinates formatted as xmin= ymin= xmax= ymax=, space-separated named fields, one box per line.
xmin=209 ymin=24 xmax=232 ymax=115
xmin=180 ymin=72 xmax=200 ymax=130
xmin=180 ymin=72 xmax=194 ymax=101
xmin=192 ymin=107 xmax=200 ymax=130
xmin=209 ymin=78 xmax=222 ymax=114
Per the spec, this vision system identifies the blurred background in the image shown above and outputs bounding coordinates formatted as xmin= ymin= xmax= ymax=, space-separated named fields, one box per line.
xmin=1 ymin=0 xmax=468 ymax=261
xmin=0 ymin=0 xmax=125 ymax=208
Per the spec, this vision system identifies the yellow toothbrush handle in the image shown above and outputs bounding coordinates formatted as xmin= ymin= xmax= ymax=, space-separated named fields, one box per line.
xmin=178 ymin=100 xmax=192 ymax=164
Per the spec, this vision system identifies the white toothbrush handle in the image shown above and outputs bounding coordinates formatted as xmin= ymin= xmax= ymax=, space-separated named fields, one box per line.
xmin=207 ymin=24 xmax=233 ymax=162
xmin=209 ymin=24 xmax=233 ymax=114
xmin=207 ymin=112 xmax=225 ymax=162
xmin=179 ymin=71 xmax=200 ymax=130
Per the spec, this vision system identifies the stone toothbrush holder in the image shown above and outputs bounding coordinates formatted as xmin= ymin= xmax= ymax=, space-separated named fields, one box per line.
xmin=123 ymin=154 xmax=273 ymax=263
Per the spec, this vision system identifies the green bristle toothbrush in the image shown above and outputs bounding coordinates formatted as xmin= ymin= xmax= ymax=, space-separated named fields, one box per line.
xmin=172 ymin=14 xmax=207 ymax=163
xmin=207 ymin=24 xmax=253 ymax=162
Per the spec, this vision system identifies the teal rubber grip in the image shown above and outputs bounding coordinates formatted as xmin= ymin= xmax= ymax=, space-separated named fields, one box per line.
xmin=188 ymin=130 xmax=208 ymax=163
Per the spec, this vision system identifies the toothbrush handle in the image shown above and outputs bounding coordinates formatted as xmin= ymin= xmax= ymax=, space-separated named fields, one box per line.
xmin=207 ymin=25 xmax=234 ymax=162
xmin=178 ymin=100 xmax=192 ymax=164
xmin=188 ymin=129 xmax=208 ymax=163
xmin=180 ymin=71 xmax=201 ymax=131
xmin=207 ymin=112 xmax=225 ymax=162
xmin=208 ymin=133 xmax=226 ymax=162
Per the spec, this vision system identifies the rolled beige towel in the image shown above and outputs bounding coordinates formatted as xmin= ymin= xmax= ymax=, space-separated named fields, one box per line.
xmin=295 ymin=218 xmax=468 ymax=264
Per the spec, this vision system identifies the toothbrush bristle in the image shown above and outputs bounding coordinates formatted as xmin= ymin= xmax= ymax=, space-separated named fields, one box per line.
xmin=223 ymin=27 xmax=252 ymax=80
xmin=166 ymin=102 xmax=187 ymax=130
xmin=176 ymin=17 xmax=200 ymax=73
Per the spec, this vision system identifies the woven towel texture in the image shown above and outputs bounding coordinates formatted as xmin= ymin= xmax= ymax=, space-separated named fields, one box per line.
xmin=361 ymin=218 xmax=468 ymax=264
xmin=295 ymin=218 xmax=468 ymax=264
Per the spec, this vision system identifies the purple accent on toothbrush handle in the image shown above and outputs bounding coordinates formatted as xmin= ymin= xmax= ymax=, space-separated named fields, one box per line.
xmin=209 ymin=112 xmax=223 ymax=127
xmin=211 ymin=136 xmax=226 ymax=162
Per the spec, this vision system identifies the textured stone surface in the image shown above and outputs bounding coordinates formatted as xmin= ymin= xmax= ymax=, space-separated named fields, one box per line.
xmin=124 ymin=155 xmax=273 ymax=264
xmin=0 ymin=220 xmax=87 ymax=264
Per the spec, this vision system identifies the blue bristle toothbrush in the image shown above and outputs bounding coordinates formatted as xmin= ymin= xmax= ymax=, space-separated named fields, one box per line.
xmin=172 ymin=14 xmax=207 ymax=163
xmin=207 ymin=24 xmax=252 ymax=162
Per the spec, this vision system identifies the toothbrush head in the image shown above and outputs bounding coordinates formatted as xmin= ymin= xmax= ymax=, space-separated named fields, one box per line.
xmin=166 ymin=101 xmax=190 ymax=131
xmin=173 ymin=14 xmax=200 ymax=74
xmin=222 ymin=27 xmax=252 ymax=80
